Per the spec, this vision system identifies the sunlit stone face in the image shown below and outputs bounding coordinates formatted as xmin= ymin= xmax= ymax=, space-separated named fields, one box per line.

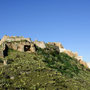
xmin=87 ymin=63 xmax=90 ymax=68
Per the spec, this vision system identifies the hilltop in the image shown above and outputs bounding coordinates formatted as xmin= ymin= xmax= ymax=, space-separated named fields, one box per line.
xmin=0 ymin=35 xmax=90 ymax=90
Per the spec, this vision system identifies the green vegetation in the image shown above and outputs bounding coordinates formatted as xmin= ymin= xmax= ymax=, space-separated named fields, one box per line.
xmin=0 ymin=45 xmax=2 ymax=48
xmin=0 ymin=58 xmax=3 ymax=63
xmin=0 ymin=45 xmax=90 ymax=90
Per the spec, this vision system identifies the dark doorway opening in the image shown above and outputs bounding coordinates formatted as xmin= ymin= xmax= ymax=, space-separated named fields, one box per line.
xmin=24 ymin=45 xmax=30 ymax=52
xmin=3 ymin=45 xmax=8 ymax=57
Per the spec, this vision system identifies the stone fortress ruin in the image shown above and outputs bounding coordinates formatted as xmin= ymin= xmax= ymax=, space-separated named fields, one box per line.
xmin=0 ymin=35 xmax=35 ymax=58
xmin=0 ymin=35 xmax=88 ymax=68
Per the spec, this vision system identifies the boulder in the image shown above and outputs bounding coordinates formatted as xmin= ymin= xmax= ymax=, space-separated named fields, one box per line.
xmin=34 ymin=41 xmax=46 ymax=49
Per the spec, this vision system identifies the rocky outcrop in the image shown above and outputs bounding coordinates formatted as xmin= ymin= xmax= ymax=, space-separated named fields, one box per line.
xmin=63 ymin=50 xmax=76 ymax=57
xmin=34 ymin=41 xmax=46 ymax=49
xmin=61 ymin=49 xmax=88 ymax=68
xmin=48 ymin=42 xmax=79 ymax=58
xmin=60 ymin=49 xmax=88 ymax=68
xmin=48 ymin=42 xmax=88 ymax=68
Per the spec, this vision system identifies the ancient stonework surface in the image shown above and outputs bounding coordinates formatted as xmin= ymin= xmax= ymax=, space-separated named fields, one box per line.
xmin=34 ymin=41 xmax=46 ymax=49
xmin=0 ymin=44 xmax=8 ymax=58
xmin=6 ymin=41 xmax=36 ymax=53
xmin=0 ymin=35 xmax=31 ymax=45
xmin=30 ymin=43 xmax=36 ymax=52
xmin=63 ymin=50 xmax=76 ymax=57
xmin=0 ymin=36 xmax=36 ymax=58
xmin=48 ymin=42 xmax=64 ymax=49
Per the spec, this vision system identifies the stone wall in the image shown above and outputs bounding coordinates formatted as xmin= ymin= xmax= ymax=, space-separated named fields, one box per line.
xmin=0 ymin=40 xmax=36 ymax=58
xmin=6 ymin=41 xmax=36 ymax=53
xmin=48 ymin=42 xmax=64 ymax=49
xmin=0 ymin=35 xmax=31 ymax=45
xmin=62 ymin=50 xmax=78 ymax=57
xmin=0 ymin=36 xmax=37 ymax=58
xmin=0 ymin=44 xmax=8 ymax=58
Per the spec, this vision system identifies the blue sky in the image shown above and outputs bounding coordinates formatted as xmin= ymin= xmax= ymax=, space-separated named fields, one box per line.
xmin=0 ymin=0 xmax=90 ymax=62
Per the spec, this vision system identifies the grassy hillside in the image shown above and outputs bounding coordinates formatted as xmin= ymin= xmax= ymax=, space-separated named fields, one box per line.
xmin=0 ymin=44 xmax=90 ymax=90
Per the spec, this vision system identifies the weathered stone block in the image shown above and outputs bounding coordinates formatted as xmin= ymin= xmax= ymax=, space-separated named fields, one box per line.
xmin=34 ymin=41 xmax=46 ymax=49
